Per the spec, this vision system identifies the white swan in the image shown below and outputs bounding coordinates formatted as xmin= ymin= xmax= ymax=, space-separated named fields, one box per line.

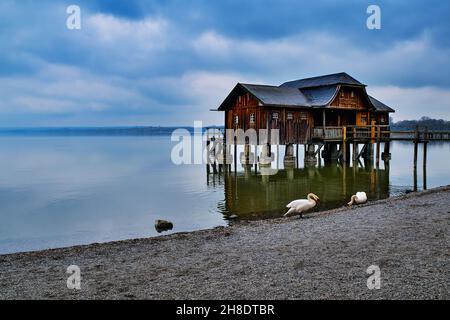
xmin=348 ymin=192 xmax=368 ymax=206
xmin=285 ymin=193 xmax=320 ymax=218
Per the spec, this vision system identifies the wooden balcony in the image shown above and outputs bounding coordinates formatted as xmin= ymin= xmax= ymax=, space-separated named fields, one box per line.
xmin=312 ymin=127 xmax=342 ymax=141
xmin=313 ymin=125 xmax=450 ymax=142
xmin=312 ymin=125 xmax=391 ymax=142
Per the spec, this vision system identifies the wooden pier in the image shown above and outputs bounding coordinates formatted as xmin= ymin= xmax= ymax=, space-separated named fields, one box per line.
xmin=205 ymin=125 xmax=450 ymax=174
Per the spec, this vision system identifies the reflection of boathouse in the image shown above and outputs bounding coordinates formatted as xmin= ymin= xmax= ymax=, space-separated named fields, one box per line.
xmin=214 ymin=166 xmax=390 ymax=219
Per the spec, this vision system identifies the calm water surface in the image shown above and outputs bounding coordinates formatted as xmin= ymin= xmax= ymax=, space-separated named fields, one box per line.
xmin=1 ymin=136 xmax=449 ymax=254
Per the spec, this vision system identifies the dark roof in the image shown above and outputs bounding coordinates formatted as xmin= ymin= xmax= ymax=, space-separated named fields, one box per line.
xmin=280 ymin=72 xmax=365 ymax=89
xmin=369 ymin=95 xmax=395 ymax=113
xmin=300 ymin=85 xmax=337 ymax=107
xmin=240 ymin=83 xmax=311 ymax=107
xmin=216 ymin=73 xmax=394 ymax=112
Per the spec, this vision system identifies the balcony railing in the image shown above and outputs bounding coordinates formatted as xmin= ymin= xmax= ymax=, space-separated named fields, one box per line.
xmin=312 ymin=125 xmax=391 ymax=141
xmin=312 ymin=127 xmax=342 ymax=140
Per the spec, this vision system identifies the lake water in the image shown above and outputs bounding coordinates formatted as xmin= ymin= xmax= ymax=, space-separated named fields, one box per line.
xmin=1 ymin=135 xmax=449 ymax=254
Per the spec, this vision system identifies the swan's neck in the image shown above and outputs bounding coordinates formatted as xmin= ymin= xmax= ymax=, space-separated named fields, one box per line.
xmin=307 ymin=194 xmax=316 ymax=203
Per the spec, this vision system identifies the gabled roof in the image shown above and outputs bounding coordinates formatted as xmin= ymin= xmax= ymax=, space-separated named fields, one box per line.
xmin=369 ymin=95 xmax=395 ymax=113
xmin=280 ymin=72 xmax=365 ymax=89
xmin=216 ymin=73 xmax=394 ymax=112
xmin=217 ymin=83 xmax=311 ymax=110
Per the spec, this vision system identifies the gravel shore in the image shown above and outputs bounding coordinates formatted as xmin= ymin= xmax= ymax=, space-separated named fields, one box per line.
xmin=0 ymin=187 xmax=449 ymax=300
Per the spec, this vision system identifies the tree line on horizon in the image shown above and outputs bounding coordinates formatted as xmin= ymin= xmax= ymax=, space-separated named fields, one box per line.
xmin=390 ymin=117 xmax=450 ymax=130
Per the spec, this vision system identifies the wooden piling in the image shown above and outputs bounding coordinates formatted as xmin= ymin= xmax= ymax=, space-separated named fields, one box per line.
xmin=423 ymin=163 xmax=427 ymax=190
xmin=234 ymin=136 xmax=237 ymax=173
xmin=342 ymin=127 xmax=347 ymax=164
xmin=222 ymin=128 xmax=226 ymax=173
xmin=376 ymin=126 xmax=381 ymax=168
xmin=413 ymin=126 xmax=419 ymax=169
xmin=423 ymin=127 xmax=428 ymax=168
xmin=254 ymin=144 xmax=258 ymax=172
xmin=212 ymin=136 xmax=218 ymax=174
xmin=353 ymin=143 xmax=359 ymax=162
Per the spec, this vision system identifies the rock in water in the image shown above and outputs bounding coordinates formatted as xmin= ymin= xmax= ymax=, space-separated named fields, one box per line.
xmin=155 ymin=220 xmax=173 ymax=233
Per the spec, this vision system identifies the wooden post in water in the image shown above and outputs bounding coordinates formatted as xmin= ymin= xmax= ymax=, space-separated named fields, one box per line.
xmin=234 ymin=136 xmax=237 ymax=173
xmin=423 ymin=127 xmax=428 ymax=168
xmin=342 ymin=127 xmax=347 ymax=164
xmin=423 ymin=127 xmax=428 ymax=190
xmin=376 ymin=126 xmax=381 ymax=168
xmin=413 ymin=126 xmax=419 ymax=191
xmin=413 ymin=125 xmax=419 ymax=170
xmin=206 ymin=130 xmax=211 ymax=175
xmin=413 ymin=165 xmax=418 ymax=192
xmin=352 ymin=127 xmax=358 ymax=163
xmin=222 ymin=127 xmax=226 ymax=173
xmin=254 ymin=144 xmax=258 ymax=173
xmin=212 ymin=136 xmax=218 ymax=174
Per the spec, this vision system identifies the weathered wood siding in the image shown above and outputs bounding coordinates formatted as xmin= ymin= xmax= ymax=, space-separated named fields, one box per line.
xmin=330 ymin=86 xmax=367 ymax=110
xmin=227 ymin=93 xmax=261 ymax=131
xmin=223 ymin=87 xmax=387 ymax=144
xmin=225 ymin=92 xmax=312 ymax=144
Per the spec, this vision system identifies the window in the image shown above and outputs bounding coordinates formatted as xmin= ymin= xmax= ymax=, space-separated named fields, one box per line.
xmin=351 ymin=91 xmax=355 ymax=98
xmin=249 ymin=113 xmax=255 ymax=124
xmin=341 ymin=91 xmax=345 ymax=97
xmin=287 ymin=112 xmax=293 ymax=120
xmin=272 ymin=112 xmax=279 ymax=120
xmin=234 ymin=115 xmax=239 ymax=125
xmin=300 ymin=112 xmax=308 ymax=120
xmin=360 ymin=115 xmax=368 ymax=125
xmin=380 ymin=116 xmax=386 ymax=124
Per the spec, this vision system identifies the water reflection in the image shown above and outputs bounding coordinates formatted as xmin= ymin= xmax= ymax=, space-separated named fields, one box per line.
xmin=211 ymin=164 xmax=391 ymax=220
xmin=209 ymin=140 xmax=445 ymax=220
xmin=0 ymin=137 xmax=447 ymax=254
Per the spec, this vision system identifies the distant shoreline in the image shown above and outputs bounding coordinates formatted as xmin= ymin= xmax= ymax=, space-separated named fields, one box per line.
xmin=0 ymin=126 xmax=224 ymax=137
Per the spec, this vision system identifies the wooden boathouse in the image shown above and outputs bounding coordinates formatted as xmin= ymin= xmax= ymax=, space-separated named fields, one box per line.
xmin=213 ymin=72 xmax=395 ymax=167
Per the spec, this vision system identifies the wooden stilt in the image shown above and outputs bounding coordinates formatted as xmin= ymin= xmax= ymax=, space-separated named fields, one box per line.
xmin=254 ymin=144 xmax=258 ymax=173
xmin=376 ymin=141 xmax=380 ymax=168
xmin=234 ymin=136 xmax=237 ymax=173
xmin=423 ymin=127 xmax=428 ymax=168
xmin=413 ymin=141 xmax=418 ymax=169
xmin=413 ymin=165 xmax=418 ymax=192
xmin=353 ymin=143 xmax=359 ymax=162
xmin=423 ymin=161 xmax=427 ymax=190
xmin=342 ymin=127 xmax=347 ymax=164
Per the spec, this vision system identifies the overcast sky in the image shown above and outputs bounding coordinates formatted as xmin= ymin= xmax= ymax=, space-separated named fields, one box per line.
xmin=1 ymin=0 xmax=449 ymax=127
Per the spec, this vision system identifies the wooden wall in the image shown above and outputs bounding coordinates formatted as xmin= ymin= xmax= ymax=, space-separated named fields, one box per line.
xmin=330 ymin=86 xmax=367 ymax=110
xmin=225 ymin=92 xmax=313 ymax=144
xmin=224 ymin=88 xmax=389 ymax=144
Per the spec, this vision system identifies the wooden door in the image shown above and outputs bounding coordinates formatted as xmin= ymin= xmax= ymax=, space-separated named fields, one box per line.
xmin=297 ymin=112 xmax=310 ymax=144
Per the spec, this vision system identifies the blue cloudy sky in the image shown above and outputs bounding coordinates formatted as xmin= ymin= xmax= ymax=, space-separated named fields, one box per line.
xmin=1 ymin=0 xmax=450 ymax=126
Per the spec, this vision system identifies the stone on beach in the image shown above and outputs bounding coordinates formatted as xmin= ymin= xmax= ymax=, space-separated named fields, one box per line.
xmin=155 ymin=219 xmax=173 ymax=233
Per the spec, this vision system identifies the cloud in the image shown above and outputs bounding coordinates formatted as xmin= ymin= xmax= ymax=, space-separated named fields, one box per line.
xmin=191 ymin=30 xmax=450 ymax=88
xmin=0 ymin=0 xmax=449 ymax=126
xmin=369 ymin=86 xmax=450 ymax=121
xmin=0 ymin=63 xmax=150 ymax=115
xmin=86 ymin=14 xmax=168 ymax=47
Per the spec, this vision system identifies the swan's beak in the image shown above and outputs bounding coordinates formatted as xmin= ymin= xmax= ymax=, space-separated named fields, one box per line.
xmin=315 ymin=197 xmax=320 ymax=204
